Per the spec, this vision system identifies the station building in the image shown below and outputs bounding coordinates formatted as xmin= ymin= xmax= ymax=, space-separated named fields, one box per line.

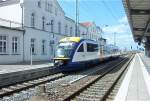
xmin=80 ymin=22 xmax=100 ymax=41
xmin=0 ymin=0 xmax=102 ymax=64
xmin=123 ymin=0 xmax=150 ymax=57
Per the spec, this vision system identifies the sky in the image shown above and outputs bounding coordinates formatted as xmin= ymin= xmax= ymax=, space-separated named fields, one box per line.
xmin=58 ymin=0 xmax=140 ymax=50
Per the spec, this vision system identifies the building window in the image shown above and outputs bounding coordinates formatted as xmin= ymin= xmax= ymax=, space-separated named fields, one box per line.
xmin=45 ymin=1 xmax=52 ymax=13
xmin=12 ymin=37 xmax=18 ymax=54
xmin=0 ymin=35 xmax=7 ymax=54
xmin=45 ymin=0 xmax=48 ymax=11
xmin=55 ymin=8 xmax=58 ymax=16
xmin=51 ymin=20 xmax=54 ymax=33
xmin=70 ymin=27 xmax=73 ymax=36
xmin=49 ymin=3 xmax=52 ymax=13
xmin=65 ymin=25 xmax=68 ymax=34
xmin=31 ymin=13 xmax=35 ymax=27
xmin=31 ymin=39 xmax=36 ymax=54
xmin=38 ymin=0 xmax=41 ymax=8
xmin=42 ymin=40 xmax=46 ymax=54
xmin=58 ymin=22 xmax=61 ymax=34
xmin=42 ymin=16 xmax=45 ymax=30
xmin=47 ymin=3 xmax=50 ymax=11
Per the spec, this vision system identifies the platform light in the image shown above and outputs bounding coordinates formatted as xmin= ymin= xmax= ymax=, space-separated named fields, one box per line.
xmin=139 ymin=10 xmax=146 ymax=14
xmin=142 ymin=36 xmax=147 ymax=43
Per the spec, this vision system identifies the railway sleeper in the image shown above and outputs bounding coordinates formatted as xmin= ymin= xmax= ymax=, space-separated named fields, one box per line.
xmin=81 ymin=91 xmax=105 ymax=96
xmin=85 ymin=88 xmax=106 ymax=92
xmin=76 ymin=95 xmax=102 ymax=101
xmin=88 ymin=87 xmax=110 ymax=91
xmin=89 ymin=85 xmax=110 ymax=89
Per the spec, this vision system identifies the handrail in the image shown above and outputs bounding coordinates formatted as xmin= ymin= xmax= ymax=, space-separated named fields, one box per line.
xmin=0 ymin=18 xmax=22 ymax=29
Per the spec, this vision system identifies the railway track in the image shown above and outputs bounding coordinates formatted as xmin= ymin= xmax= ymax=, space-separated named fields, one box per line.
xmin=0 ymin=58 xmax=115 ymax=101
xmin=0 ymin=73 xmax=67 ymax=100
xmin=26 ymin=54 xmax=133 ymax=101
xmin=64 ymin=54 xmax=134 ymax=101
xmin=0 ymin=54 xmax=133 ymax=101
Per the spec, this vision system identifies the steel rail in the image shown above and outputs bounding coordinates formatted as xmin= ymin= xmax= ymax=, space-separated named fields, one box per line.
xmin=62 ymin=54 xmax=134 ymax=101
xmin=0 ymin=73 xmax=66 ymax=98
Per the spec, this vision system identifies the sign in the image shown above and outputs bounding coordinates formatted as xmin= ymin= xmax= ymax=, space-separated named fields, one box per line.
xmin=50 ymin=40 xmax=55 ymax=44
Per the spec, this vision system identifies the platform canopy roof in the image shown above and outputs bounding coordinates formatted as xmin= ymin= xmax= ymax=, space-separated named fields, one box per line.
xmin=123 ymin=0 xmax=150 ymax=44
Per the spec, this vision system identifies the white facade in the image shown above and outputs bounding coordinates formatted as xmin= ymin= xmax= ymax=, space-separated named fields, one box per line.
xmin=0 ymin=26 xmax=24 ymax=64
xmin=79 ymin=24 xmax=88 ymax=39
xmin=0 ymin=0 xmax=102 ymax=64
xmin=64 ymin=16 xmax=75 ymax=36
xmin=81 ymin=22 xmax=101 ymax=41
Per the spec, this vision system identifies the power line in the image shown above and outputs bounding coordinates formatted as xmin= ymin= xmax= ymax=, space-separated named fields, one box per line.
xmin=101 ymin=0 xmax=119 ymax=22
xmin=80 ymin=1 xmax=96 ymax=21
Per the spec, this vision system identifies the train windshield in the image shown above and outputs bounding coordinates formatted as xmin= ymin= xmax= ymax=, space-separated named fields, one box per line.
xmin=55 ymin=42 xmax=76 ymax=57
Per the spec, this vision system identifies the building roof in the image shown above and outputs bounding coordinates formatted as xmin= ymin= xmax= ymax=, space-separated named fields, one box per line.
xmin=0 ymin=0 xmax=19 ymax=7
xmin=55 ymin=0 xmax=65 ymax=14
xmin=80 ymin=22 xmax=93 ymax=27
xmin=123 ymin=0 xmax=150 ymax=43
xmin=65 ymin=16 xmax=75 ymax=23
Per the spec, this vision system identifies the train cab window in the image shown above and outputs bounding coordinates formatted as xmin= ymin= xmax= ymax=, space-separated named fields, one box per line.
xmin=87 ymin=43 xmax=98 ymax=52
xmin=77 ymin=44 xmax=84 ymax=52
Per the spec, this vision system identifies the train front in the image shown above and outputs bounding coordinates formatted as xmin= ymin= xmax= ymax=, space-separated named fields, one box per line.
xmin=53 ymin=37 xmax=79 ymax=71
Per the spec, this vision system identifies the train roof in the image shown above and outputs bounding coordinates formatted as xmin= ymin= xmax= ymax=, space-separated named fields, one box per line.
xmin=59 ymin=37 xmax=81 ymax=43
xmin=59 ymin=37 xmax=97 ymax=44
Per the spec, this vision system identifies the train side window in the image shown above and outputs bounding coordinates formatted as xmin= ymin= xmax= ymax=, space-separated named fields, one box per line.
xmin=77 ymin=44 xmax=84 ymax=52
xmin=94 ymin=44 xmax=98 ymax=52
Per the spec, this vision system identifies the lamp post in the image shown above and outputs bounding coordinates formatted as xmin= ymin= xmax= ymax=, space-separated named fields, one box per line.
xmin=99 ymin=25 xmax=108 ymax=61
xmin=46 ymin=21 xmax=55 ymax=59
xmin=20 ymin=3 xmax=24 ymax=28
xmin=75 ymin=0 xmax=79 ymax=37
xmin=101 ymin=25 xmax=108 ymax=37
xmin=20 ymin=3 xmax=25 ymax=62
xmin=30 ymin=47 xmax=32 ymax=65
xmin=114 ymin=32 xmax=116 ymax=46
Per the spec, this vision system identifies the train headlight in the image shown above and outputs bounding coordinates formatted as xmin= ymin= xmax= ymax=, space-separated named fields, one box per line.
xmin=54 ymin=60 xmax=64 ymax=66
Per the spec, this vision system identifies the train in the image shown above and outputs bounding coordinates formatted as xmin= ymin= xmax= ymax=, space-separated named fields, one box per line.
xmin=53 ymin=37 xmax=120 ymax=72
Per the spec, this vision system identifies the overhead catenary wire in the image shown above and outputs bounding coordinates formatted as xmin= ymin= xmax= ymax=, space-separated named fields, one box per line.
xmin=101 ymin=0 xmax=119 ymax=22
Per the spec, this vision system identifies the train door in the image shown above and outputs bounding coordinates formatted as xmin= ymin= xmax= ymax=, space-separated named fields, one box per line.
xmin=72 ymin=42 xmax=86 ymax=62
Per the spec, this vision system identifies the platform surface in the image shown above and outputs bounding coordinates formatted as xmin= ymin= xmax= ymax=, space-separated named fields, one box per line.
xmin=0 ymin=61 xmax=53 ymax=74
xmin=115 ymin=53 xmax=150 ymax=101
xmin=0 ymin=61 xmax=54 ymax=87
xmin=140 ymin=54 xmax=150 ymax=74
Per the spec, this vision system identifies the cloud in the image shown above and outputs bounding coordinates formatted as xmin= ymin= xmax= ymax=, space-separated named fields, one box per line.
xmin=102 ymin=16 xmax=131 ymax=34
xmin=119 ymin=16 xmax=128 ymax=24
xmin=101 ymin=16 xmax=138 ymax=50
xmin=103 ymin=24 xmax=130 ymax=34
xmin=105 ymin=33 xmax=136 ymax=50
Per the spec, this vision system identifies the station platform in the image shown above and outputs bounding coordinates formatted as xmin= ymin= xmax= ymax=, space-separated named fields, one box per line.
xmin=0 ymin=61 xmax=54 ymax=87
xmin=114 ymin=53 xmax=150 ymax=101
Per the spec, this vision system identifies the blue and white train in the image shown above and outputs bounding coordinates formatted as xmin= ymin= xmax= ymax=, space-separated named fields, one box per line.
xmin=53 ymin=37 xmax=120 ymax=72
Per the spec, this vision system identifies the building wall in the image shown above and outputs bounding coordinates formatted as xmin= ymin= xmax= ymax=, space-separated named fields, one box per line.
xmin=23 ymin=28 xmax=51 ymax=61
xmin=81 ymin=22 xmax=100 ymax=41
xmin=22 ymin=0 xmax=68 ymax=61
xmin=0 ymin=27 xmax=24 ymax=64
xmin=0 ymin=0 xmax=102 ymax=63
xmin=79 ymin=24 xmax=88 ymax=39
xmin=23 ymin=0 xmax=65 ymax=33
xmin=0 ymin=3 xmax=22 ymax=23
xmin=65 ymin=17 xmax=75 ymax=36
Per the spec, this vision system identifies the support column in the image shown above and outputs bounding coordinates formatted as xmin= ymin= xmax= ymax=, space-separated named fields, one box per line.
xmin=145 ymin=36 xmax=150 ymax=57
